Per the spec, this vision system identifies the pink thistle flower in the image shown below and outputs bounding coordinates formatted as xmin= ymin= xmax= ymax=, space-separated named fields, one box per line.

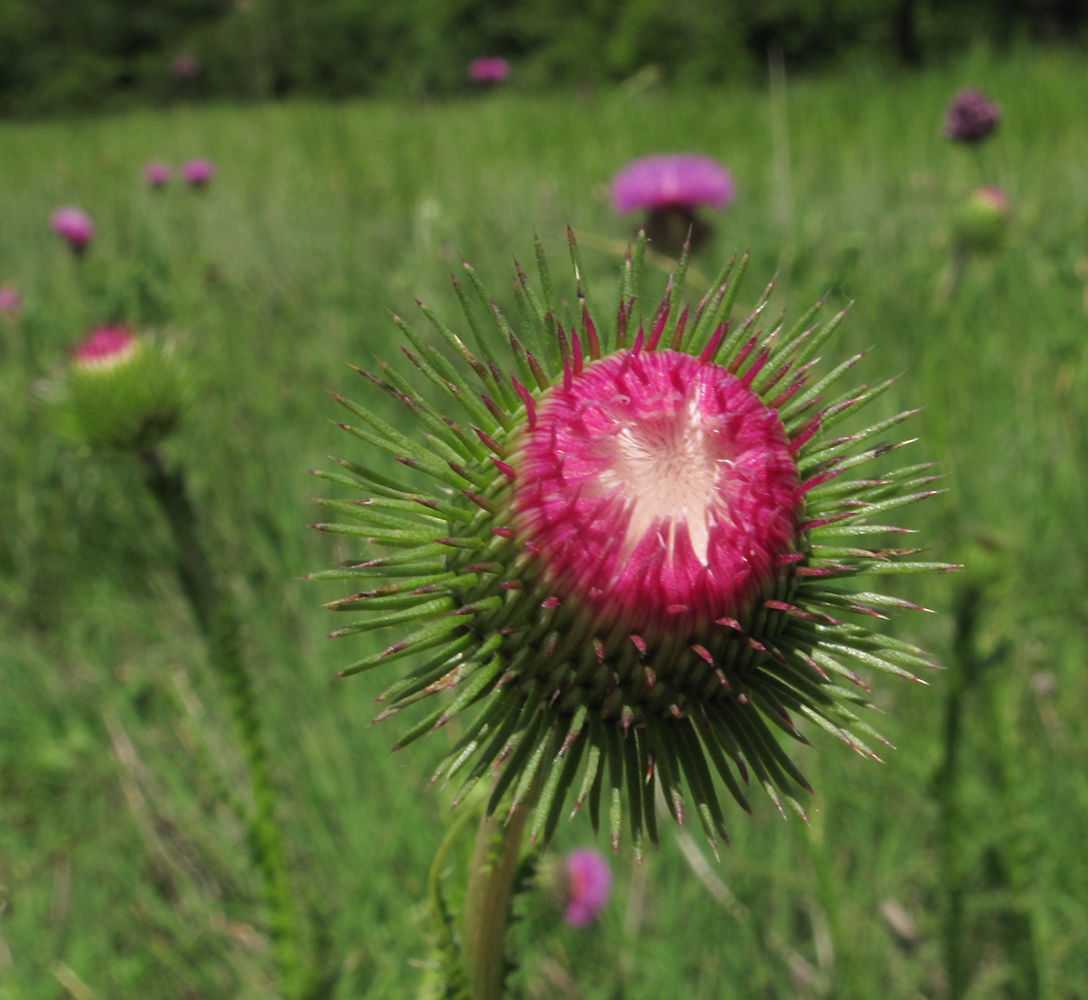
xmin=72 ymin=325 xmax=136 ymax=369
xmin=144 ymin=162 xmax=171 ymax=187
xmin=469 ymin=57 xmax=510 ymax=84
xmin=511 ymin=349 xmax=799 ymax=636
xmin=562 ymin=848 xmax=612 ymax=927
xmin=50 ymin=207 xmax=95 ymax=255
xmin=0 ymin=285 xmax=20 ymax=321
xmin=171 ymin=55 xmax=199 ymax=80
xmin=611 ymin=155 xmax=734 ymax=215
xmin=611 ymin=155 xmax=735 ymax=257
xmin=944 ymin=88 xmax=1000 ymax=144
xmin=180 ymin=158 xmax=215 ymax=188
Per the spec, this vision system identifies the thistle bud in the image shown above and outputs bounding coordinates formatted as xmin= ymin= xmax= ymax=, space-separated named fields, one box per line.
xmin=43 ymin=325 xmax=189 ymax=451
xmin=954 ymin=186 xmax=1010 ymax=254
xmin=311 ymin=236 xmax=953 ymax=856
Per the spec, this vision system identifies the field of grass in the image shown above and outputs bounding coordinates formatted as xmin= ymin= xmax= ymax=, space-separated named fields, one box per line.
xmin=2 ymin=44 xmax=1088 ymax=1000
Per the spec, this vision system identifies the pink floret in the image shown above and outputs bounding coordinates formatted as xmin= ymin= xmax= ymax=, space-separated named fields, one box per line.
xmin=72 ymin=325 xmax=134 ymax=365
xmin=611 ymin=155 xmax=735 ymax=214
xmin=511 ymin=350 xmax=799 ymax=636
xmin=50 ymin=207 xmax=95 ymax=248
xmin=0 ymin=286 xmax=19 ymax=317
xmin=144 ymin=162 xmax=171 ymax=187
xmin=180 ymin=158 xmax=215 ymax=186
xmin=469 ymin=57 xmax=510 ymax=83
xmin=563 ymin=849 xmax=612 ymax=927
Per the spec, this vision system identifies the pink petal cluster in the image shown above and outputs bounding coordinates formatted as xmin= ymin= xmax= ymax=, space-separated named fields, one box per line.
xmin=971 ymin=185 xmax=1010 ymax=214
xmin=563 ymin=849 xmax=612 ymax=927
xmin=511 ymin=349 xmax=800 ymax=637
xmin=180 ymin=158 xmax=215 ymax=187
xmin=171 ymin=55 xmax=199 ymax=80
xmin=0 ymin=285 xmax=19 ymax=319
xmin=50 ymin=207 xmax=95 ymax=251
xmin=469 ymin=57 xmax=510 ymax=84
xmin=72 ymin=325 xmax=135 ymax=367
xmin=144 ymin=162 xmax=171 ymax=187
xmin=611 ymin=155 xmax=735 ymax=214
xmin=944 ymin=88 xmax=1000 ymax=144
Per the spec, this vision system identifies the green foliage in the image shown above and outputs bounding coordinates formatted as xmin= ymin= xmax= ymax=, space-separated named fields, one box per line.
xmin=2 ymin=0 xmax=1087 ymax=114
xmin=2 ymin=45 xmax=1088 ymax=1000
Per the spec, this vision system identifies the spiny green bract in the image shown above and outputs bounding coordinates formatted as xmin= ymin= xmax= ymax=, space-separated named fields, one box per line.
xmin=310 ymin=230 xmax=953 ymax=858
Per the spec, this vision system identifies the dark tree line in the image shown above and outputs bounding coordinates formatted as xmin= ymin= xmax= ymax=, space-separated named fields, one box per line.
xmin=0 ymin=0 xmax=1084 ymax=115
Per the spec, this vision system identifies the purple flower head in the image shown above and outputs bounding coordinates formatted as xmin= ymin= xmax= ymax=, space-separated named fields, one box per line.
xmin=611 ymin=154 xmax=735 ymax=215
xmin=469 ymin=57 xmax=510 ymax=84
xmin=562 ymin=848 xmax=612 ymax=928
xmin=144 ymin=162 xmax=171 ymax=188
xmin=945 ymin=89 xmax=1000 ymax=144
xmin=171 ymin=55 xmax=199 ymax=80
xmin=0 ymin=285 xmax=20 ymax=320
xmin=50 ymin=208 xmax=95 ymax=252
xmin=180 ymin=158 xmax=215 ymax=188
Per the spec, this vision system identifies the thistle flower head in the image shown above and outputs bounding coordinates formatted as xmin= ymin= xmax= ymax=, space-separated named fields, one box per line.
xmin=311 ymin=232 xmax=951 ymax=857
xmin=144 ymin=161 xmax=171 ymax=187
xmin=43 ymin=325 xmax=189 ymax=451
xmin=611 ymin=155 xmax=734 ymax=215
xmin=180 ymin=158 xmax=215 ymax=188
xmin=50 ymin=207 xmax=94 ymax=254
xmin=561 ymin=848 xmax=611 ymax=926
xmin=469 ymin=57 xmax=510 ymax=84
xmin=73 ymin=324 xmax=136 ymax=366
xmin=944 ymin=88 xmax=1000 ymax=144
xmin=0 ymin=285 xmax=20 ymax=321
xmin=611 ymin=156 xmax=734 ymax=258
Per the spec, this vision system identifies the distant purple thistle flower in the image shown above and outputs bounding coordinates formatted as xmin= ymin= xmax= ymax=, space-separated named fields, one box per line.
xmin=562 ymin=849 xmax=611 ymax=928
xmin=945 ymin=89 xmax=1000 ymax=144
xmin=171 ymin=55 xmax=200 ymax=80
xmin=180 ymin=158 xmax=215 ymax=188
xmin=50 ymin=207 xmax=95 ymax=255
xmin=469 ymin=57 xmax=510 ymax=84
xmin=0 ymin=285 xmax=20 ymax=321
xmin=611 ymin=154 xmax=734 ymax=257
xmin=144 ymin=162 xmax=171 ymax=188
xmin=612 ymin=154 xmax=734 ymax=214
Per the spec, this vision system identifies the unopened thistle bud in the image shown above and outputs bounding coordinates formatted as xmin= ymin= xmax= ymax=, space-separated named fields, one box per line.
xmin=954 ymin=185 xmax=1010 ymax=254
xmin=311 ymin=233 xmax=953 ymax=857
xmin=43 ymin=325 xmax=189 ymax=451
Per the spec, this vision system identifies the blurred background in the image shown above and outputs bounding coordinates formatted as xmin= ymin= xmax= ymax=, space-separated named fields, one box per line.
xmin=2 ymin=1 xmax=1088 ymax=999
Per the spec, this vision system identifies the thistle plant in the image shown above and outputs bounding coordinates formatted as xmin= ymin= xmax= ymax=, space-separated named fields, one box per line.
xmin=43 ymin=326 xmax=189 ymax=451
xmin=43 ymin=324 xmax=305 ymax=997
xmin=312 ymin=232 xmax=950 ymax=997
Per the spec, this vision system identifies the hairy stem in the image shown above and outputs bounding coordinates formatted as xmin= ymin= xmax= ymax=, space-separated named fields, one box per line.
xmin=140 ymin=448 xmax=300 ymax=995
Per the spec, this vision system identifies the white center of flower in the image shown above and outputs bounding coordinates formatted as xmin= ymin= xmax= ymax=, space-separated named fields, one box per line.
xmin=592 ymin=390 xmax=731 ymax=565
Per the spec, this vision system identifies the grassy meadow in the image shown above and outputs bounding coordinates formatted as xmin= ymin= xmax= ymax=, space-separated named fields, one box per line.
xmin=3 ymin=45 xmax=1088 ymax=1000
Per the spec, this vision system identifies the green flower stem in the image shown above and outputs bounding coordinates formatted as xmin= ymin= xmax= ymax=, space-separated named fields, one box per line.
xmin=938 ymin=583 xmax=1040 ymax=1000
xmin=935 ymin=584 xmax=978 ymax=1000
xmin=140 ymin=448 xmax=300 ymax=995
xmin=462 ymin=800 xmax=532 ymax=1000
